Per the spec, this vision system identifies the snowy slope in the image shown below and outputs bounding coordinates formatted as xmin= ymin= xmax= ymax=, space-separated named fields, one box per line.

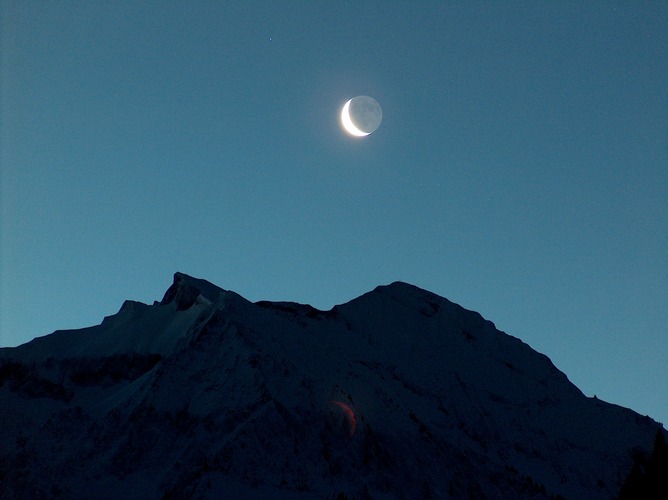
xmin=0 ymin=272 xmax=663 ymax=499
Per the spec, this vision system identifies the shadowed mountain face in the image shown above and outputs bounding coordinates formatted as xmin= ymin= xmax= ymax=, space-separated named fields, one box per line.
xmin=0 ymin=273 xmax=664 ymax=498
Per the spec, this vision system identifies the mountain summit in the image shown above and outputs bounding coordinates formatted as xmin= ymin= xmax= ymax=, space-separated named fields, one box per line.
xmin=0 ymin=273 xmax=664 ymax=498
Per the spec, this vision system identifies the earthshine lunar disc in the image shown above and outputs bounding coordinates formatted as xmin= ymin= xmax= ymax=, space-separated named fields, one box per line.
xmin=341 ymin=96 xmax=382 ymax=137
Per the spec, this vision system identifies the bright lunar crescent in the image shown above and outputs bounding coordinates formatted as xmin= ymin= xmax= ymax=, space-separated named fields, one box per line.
xmin=341 ymin=96 xmax=382 ymax=137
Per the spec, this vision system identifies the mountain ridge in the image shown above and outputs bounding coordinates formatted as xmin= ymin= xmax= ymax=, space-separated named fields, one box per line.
xmin=0 ymin=272 xmax=664 ymax=498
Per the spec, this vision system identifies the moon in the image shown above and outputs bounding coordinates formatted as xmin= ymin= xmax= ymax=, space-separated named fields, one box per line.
xmin=341 ymin=96 xmax=382 ymax=137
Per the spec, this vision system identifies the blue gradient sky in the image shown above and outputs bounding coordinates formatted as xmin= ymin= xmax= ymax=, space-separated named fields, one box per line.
xmin=2 ymin=2 xmax=667 ymax=425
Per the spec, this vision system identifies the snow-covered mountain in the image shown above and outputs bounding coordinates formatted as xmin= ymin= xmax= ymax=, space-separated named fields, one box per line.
xmin=0 ymin=272 xmax=664 ymax=499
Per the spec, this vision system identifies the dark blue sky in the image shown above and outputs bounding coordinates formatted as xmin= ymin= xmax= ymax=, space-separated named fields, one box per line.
xmin=2 ymin=2 xmax=667 ymax=425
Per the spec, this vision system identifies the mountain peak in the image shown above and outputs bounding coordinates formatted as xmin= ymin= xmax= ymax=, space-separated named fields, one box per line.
xmin=160 ymin=272 xmax=225 ymax=310
xmin=1 ymin=273 xmax=665 ymax=498
xmin=374 ymin=280 xmax=449 ymax=304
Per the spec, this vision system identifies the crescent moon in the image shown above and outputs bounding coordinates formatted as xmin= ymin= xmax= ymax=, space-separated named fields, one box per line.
xmin=341 ymin=99 xmax=370 ymax=137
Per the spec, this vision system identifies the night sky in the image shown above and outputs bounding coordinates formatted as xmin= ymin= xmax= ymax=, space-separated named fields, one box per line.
xmin=2 ymin=2 xmax=667 ymax=425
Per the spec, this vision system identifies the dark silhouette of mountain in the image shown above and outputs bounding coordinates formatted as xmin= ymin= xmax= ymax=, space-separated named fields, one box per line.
xmin=618 ymin=429 xmax=668 ymax=499
xmin=0 ymin=272 xmax=664 ymax=499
